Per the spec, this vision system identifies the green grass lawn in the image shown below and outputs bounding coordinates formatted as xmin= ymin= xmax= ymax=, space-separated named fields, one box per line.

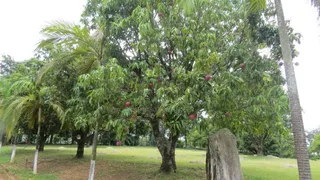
xmin=0 ymin=145 xmax=319 ymax=180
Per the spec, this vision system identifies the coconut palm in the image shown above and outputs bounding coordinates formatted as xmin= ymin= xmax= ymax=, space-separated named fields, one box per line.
xmin=247 ymin=0 xmax=312 ymax=179
xmin=0 ymin=71 xmax=64 ymax=174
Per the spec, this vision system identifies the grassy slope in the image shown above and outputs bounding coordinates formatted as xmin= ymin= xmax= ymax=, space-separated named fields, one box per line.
xmin=0 ymin=145 xmax=319 ymax=180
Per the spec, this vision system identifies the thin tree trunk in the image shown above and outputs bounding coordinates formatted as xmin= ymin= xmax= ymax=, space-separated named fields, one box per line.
xmin=274 ymin=0 xmax=312 ymax=179
xmin=10 ymin=136 xmax=17 ymax=163
xmin=88 ymin=122 xmax=99 ymax=180
xmin=0 ymin=131 xmax=3 ymax=153
xmin=39 ymin=131 xmax=46 ymax=152
xmin=33 ymin=107 xmax=41 ymax=174
xmin=49 ymin=134 xmax=54 ymax=144
xmin=185 ymin=130 xmax=188 ymax=148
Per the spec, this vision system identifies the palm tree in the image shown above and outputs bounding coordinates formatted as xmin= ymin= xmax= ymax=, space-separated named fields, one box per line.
xmin=248 ymin=0 xmax=312 ymax=179
xmin=38 ymin=21 xmax=107 ymax=180
xmin=1 ymin=74 xmax=64 ymax=174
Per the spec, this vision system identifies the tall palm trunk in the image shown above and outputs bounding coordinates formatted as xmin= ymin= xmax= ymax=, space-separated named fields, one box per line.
xmin=274 ymin=0 xmax=312 ymax=179
xmin=33 ymin=107 xmax=41 ymax=174
xmin=10 ymin=136 xmax=17 ymax=163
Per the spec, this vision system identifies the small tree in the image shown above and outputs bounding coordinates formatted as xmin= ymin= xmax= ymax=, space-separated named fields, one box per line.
xmin=38 ymin=21 xmax=109 ymax=159
xmin=73 ymin=59 xmax=126 ymax=180
xmin=0 ymin=58 xmax=64 ymax=174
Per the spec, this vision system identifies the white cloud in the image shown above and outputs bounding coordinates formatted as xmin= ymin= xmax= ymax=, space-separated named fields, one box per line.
xmin=0 ymin=0 xmax=86 ymax=61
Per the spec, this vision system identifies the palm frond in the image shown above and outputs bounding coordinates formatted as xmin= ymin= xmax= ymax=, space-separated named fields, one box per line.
xmin=78 ymin=57 xmax=99 ymax=74
xmin=36 ymin=21 xmax=101 ymax=82
xmin=9 ymin=79 xmax=35 ymax=95
xmin=24 ymin=105 xmax=38 ymax=129
xmin=36 ymin=60 xmax=57 ymax=85
xmin=37 ymin=21 xmax=92 ymax=50
xmin=36 ymin=50 xmax=86 ymax=84
xmin=1 ymin=95 xmax=37 ymax=138
xmin=50 ymin=102 xmax=65 ymax=122
xmin=247 ymin=0 xmax=266 ymax=13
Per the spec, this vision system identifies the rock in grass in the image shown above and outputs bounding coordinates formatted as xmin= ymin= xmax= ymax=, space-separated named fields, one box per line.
xmin=206 ymin=128 xmax=244 ymax=180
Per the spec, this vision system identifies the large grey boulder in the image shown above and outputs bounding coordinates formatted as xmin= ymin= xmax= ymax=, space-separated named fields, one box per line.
xmin=206 ymin=128 xmax=244 ymax=180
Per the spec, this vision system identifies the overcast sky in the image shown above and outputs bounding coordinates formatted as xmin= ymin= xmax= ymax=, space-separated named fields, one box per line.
xmin=0 ymin=0 xmax=319 ymax=130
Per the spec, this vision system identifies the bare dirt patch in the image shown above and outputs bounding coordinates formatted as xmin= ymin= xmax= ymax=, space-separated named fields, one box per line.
xmin=59 ymin=161 xmax=150 ymax=180
xmin=0 ymin=164 xmax=18 ymax=180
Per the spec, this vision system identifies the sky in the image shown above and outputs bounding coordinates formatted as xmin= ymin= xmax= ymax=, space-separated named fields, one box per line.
xmin=0 ymin=0 xmax=319 ymax=130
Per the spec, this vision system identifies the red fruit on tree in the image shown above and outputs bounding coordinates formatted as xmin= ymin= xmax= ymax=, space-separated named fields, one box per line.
xmin=169 ymin=2 xmax=174 ymax=6
xmin=158 ymin=12 xmax=163 ymax=17
xmin=131 ymin=114 xmax=135 ymax=119
xmin=225 ymin=112 xmax=231 ymax=117
xmin=189 ymin=114 xmax=196 ymax=121
xmin=116 ymin=141 xmax=121 ymax=146
xmin=149 ymin=83 xmax=153 ymax=88
xmin=240 ymin=63 xmax=246 ymax=69
xmin=205 ymin=74 xmax=212 ymax=81
xmin=125 ymin=101 xmax=131 ymax=107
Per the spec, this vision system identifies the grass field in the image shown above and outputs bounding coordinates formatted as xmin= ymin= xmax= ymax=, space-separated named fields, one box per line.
xmin=0 ymin=145 xmax=320 ymax=180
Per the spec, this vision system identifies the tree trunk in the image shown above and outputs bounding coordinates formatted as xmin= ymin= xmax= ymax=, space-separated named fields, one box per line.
xmin=39 ymin=131 xmax=46 ymax=152
xmin=0 ymin=131 xmax=3 ymax=153
xmin=88 ymin=122 xmax=99 ymax=180
xmin=256 ymin=137 xmax=263 ymax=156
xmin=274 ymin=0 xmax=312 ymax=179
xmin=75 ymin=129 xmax=87 ymax=158
xmin=76 ymin=140 xmax=86 ymax=158
xmin=33 ymin=107 xmax=41 ymax=174
xmin=49 ymin=134 xmax=54 ymax=144
xmin=256 ymin=145 xmax=263 ymax=156
xmin=206 ymin=129 xmax=244 ymax=180
xmin=185 ymin=130 xmax=188 ymax=148
xmin=160 ymin=135 xmax=178 ymax=173
xmin=150 ymin=118 xmax=178 ymax=173
xmin=10 ymin=136 xmax=17 ymax=163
